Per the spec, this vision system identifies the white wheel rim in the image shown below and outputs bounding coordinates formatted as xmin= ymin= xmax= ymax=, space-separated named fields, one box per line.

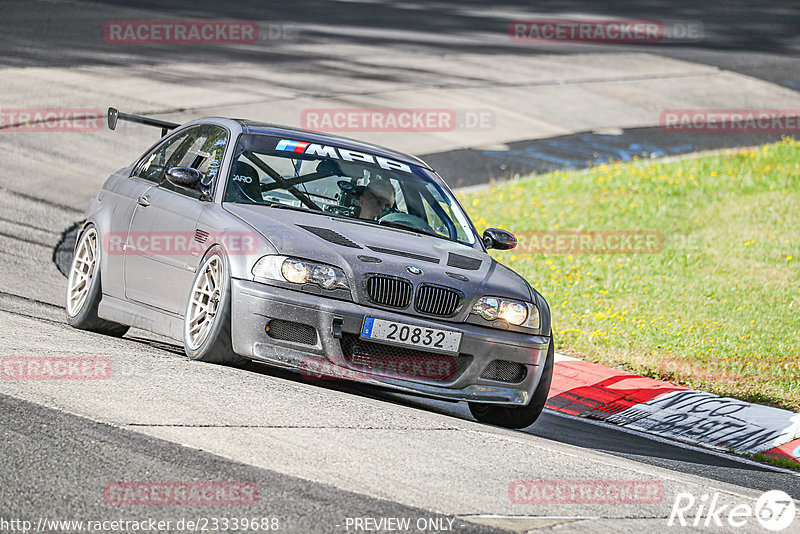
xmin=185 ymin=256 xmax=223 ymax=350
xmin=66 ymin=227 xmax=98 ymax=317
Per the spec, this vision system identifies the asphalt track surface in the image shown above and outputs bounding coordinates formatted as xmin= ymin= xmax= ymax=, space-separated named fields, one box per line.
xmin=2 ymin=0 xmax=799 ymax=81
xmin=424 ymin=127 xmax=795 ymax=188
xmin=4 ymin=0 xmax=798 ymax=185
xmin=1 ymin=1 xmax=799 ymax=533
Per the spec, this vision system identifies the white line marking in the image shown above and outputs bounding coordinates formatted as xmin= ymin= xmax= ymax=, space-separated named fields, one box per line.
xmin=554 ymin=352 xmax=579 ymax=362
xmin=459 ymin=514 xmax=596 ymax=520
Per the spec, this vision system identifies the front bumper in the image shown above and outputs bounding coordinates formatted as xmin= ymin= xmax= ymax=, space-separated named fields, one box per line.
xmin=230 ymin=279 xmax=550 ymax=405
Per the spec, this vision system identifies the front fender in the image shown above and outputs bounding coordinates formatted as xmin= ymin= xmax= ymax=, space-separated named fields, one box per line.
xmin=192 ymin=204 xmax=279 ymax=282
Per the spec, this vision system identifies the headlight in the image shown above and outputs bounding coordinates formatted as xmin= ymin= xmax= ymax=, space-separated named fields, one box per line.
xmin=472 ymin=297 xmax=500 ymax=320
xmin=499 ymin=300 xmax=528 ymax=325
xmin=282 ymin=258 xmax=310 ymax=283
xmin=253 ymin=255 xmax=349 ymax=291
xmin=310 ymin=264 xmax=340 ymax=289
xmin=471 ymin=296 xmax=539 ymax=329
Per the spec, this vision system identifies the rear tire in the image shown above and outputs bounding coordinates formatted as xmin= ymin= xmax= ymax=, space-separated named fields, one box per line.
xmin=183 ymin=247 xmax=247 ymax=366
xmin=469 ymin=333 xmax=554 ymax=429
xmin=65 ymin=225 xmax=130 ymax=337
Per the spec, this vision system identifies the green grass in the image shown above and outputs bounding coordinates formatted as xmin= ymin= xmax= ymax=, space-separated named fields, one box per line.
xmin=745 ymin=452 xmax=800 ymax=472
xmin=460 ymin=139 xmax=800 ymax=412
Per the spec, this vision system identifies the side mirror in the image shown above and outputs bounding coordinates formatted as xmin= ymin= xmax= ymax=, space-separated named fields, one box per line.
xmin=483 ymin=228 xmax=517 ymax=250
xmin=107 ymin=107 xmax=119 ymax=131
xmin=166 ymin=166 xmax=204 ymax=189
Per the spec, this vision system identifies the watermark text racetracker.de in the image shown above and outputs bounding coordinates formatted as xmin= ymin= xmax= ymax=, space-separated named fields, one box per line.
xmin=661 ymin=109 xmax=800 ymax=133
xmin=0 ymin=108 xmax=103 ymax=132
xmin=104 ymin=481 xmax=258 ymax=506
xmin=514 ymin=230 xmax=664 ymax=255
xmin=509 ymin=18 xmax=703 ymax=43
xmin=509 ymin=480 xmax=664 ymax=504
xmin=300 ymin=356 xmax=457 ymax=382
xmin=103 ymin=20 xmax=298 ymax=44
xmin=104 ymin=231 xmax=259 ymax=257
xmin=300 ymin=108 xmax=495 ymax=132
xmin=0 ymin=356 xmax=111 ymax=380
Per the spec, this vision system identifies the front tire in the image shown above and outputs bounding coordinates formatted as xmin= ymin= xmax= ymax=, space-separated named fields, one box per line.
xmin=469 ymin=334 xmax=554 ymax=429
xmin=65 ymin=225 xmax=130 ymax=337
xmin=183 ymin=247 xmax=247 ymax=365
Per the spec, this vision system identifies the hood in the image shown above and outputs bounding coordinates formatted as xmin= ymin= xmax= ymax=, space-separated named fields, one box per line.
xmin=224 ymin=203 xmax=534 ymax=319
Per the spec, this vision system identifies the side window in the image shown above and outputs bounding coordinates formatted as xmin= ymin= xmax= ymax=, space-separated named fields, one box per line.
xmin=132 ymin=130 xmax=193 ymax=183
xmin=160 ymin=125 xmax=229 ymax=198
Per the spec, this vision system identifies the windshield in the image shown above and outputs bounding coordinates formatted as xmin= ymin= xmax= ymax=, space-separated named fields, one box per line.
xmin=223 ymin=134 xmax=477 ymax=245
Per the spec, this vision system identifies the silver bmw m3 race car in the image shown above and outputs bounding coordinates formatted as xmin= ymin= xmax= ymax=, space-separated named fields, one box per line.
xmin=65 ymin=108 xmax=553 ymax=428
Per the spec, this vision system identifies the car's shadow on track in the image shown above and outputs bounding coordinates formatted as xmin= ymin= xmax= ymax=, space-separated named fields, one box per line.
xmin=361 ymin=386 xmax=800 ymax=500
xmin=125 ymin=333 xmax=446 ymax=406
xmin=105 ymin=331 xmax=782 ymax=476
xmin=124 ymin=335 xmax=186 ymax=356
xmin=120 ymin=331 xmax=798 ymax=497
xmin=125 ymin=333 xmax=778 ymax=471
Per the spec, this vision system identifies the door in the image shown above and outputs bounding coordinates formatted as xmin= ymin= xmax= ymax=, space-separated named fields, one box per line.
xmin=104 ymin=129 xmax=194 ymax=300
xmin=124 ymin=125 xmax=229 ymax=314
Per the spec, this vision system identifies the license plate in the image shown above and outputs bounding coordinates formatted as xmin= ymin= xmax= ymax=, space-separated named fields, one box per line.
xmin=360 ymin=317 xmax=462 ymax=355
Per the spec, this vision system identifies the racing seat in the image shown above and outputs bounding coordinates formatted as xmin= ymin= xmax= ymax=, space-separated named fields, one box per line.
xmin=228 ymin=161 xmax=263 ymax=203
xmin=316 ymin=158 xmax=342 ymax=177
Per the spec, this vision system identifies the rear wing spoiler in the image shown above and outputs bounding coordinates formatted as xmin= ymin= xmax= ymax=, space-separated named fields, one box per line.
xmin=107 ymin=107 xmax=179 ymax=137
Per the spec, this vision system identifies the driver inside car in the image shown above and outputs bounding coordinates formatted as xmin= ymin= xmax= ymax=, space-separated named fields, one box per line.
xmin=357 ymin=176 xmax=395 ymax=220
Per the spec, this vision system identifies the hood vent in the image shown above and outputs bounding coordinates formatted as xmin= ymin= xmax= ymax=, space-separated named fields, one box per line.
xmin=357 ymin=255 xmax=382 ymax=263
xmin=447 ymin=253 xmax=482 ymax=271
xmin=297 ymin=225 xmax=361 ymax=249
xmin=367 ymin=246 xmax=439 ymax=264
xmin=446 ymin=272 xmax=469 ymax=282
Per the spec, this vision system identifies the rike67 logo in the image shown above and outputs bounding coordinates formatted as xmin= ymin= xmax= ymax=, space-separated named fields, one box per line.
xmin=669 ymin=490 xmax=796 ymax=531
